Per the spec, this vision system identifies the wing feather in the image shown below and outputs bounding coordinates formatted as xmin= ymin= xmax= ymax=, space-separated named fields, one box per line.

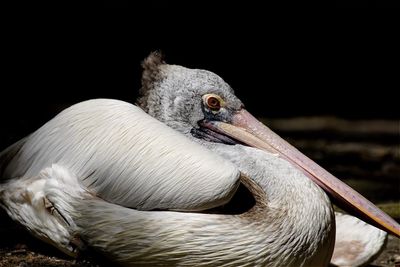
xmin=2 ymin=99 xmax=239 ymax=211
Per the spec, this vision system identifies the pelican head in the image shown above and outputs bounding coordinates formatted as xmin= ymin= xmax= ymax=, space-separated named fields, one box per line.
xmin=138 ymin=52 xmax=243 ymax=137
xmin=137 ymin=52 xmax=400 ymax=238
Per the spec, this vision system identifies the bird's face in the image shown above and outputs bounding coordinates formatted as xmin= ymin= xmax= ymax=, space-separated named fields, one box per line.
xmin=137 ymin=52 xmax=400 ymax=238
xmin=138 ymin=59 xmax=244 ymax=140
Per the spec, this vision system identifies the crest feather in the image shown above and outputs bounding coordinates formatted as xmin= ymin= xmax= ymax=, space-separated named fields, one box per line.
xmin=137 ymin=51 xmax=165 ymax=110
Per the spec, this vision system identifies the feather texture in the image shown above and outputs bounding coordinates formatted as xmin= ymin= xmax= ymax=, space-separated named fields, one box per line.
xmin=1 ymin=99 xmax=239 ymax=211
xmin=45 ymin=147 xmax=335 ymax=267
xmin=331 ymin=212 xmax=387 ymax=267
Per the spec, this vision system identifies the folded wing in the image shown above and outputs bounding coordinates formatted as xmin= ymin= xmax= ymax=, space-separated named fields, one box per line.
xmin=1 ymin=99 xmax=240 ymax=211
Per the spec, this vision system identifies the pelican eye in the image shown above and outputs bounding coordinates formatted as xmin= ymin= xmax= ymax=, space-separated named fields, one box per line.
xmin=203 ymin=94 xmax=224 ymax=111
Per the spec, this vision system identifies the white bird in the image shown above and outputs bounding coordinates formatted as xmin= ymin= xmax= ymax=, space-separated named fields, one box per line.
xmin=0 ymin=53 xmax=398 ymax=266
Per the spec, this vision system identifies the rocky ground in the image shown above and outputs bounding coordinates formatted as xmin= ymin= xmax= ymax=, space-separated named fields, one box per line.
xmin=373 ymin=235 xmax=400 ymax=267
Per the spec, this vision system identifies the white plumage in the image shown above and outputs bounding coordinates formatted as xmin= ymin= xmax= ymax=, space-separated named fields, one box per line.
xmin=0 ymin=99 xmax=336 ymax=266
xmin=331 ymin=213 xmax=387 ymax=267
xmin=39 ymin=149 xmax=335 ymax=267
xmin=0 ymin=99 xmax=241 ymax=257
xmin=0 ymin=164 xmax=82 ymax=256
xmin=2 ymin=99 xmax=239 ymax=211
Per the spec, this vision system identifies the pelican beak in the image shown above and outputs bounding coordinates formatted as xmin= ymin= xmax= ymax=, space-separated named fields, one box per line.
xmin=201 ymin=108 xmax=400 ymax=238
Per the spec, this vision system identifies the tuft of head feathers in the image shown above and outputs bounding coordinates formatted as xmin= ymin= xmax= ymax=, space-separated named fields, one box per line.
xmin=137 ymin=51 xmax=165 ymax=110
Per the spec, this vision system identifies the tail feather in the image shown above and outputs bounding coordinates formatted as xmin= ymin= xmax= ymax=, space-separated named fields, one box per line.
xmin=331 ymin=212 xmax=387 ymax=267
xmin=0 ymin=164 xmax=86 ymax=257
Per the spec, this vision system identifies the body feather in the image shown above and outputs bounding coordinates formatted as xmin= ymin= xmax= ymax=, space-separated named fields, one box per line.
xmin=1 ymin=99 xmax=239 ymax=211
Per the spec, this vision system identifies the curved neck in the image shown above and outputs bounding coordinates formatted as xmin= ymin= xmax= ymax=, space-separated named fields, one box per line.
xmin=203 ymin=143 xmax=336 ymax=266
xmin=72 ymin=155 xmax=335 ymax=266
xmin=66 ymin=137 xmax=337 ymax=266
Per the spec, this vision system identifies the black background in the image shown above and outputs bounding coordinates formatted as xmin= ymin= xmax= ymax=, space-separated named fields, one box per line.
xmin=1 ymin=8 xmax=399 ymax=149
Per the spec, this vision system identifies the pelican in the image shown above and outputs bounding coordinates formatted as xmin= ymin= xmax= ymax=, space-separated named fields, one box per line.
xmin=136 ymin=53 xmax=393 ymax=266
xmin=0 ymin=53 xmax=398 ymax=267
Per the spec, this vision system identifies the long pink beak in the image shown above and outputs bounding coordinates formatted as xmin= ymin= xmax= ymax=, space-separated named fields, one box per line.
xmin=202 ymin=109 xmax=400 ymax=238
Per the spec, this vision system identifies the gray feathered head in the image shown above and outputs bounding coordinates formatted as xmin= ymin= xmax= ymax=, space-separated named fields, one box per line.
xmin=137 ymin=52 xmax=243 ymax=135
